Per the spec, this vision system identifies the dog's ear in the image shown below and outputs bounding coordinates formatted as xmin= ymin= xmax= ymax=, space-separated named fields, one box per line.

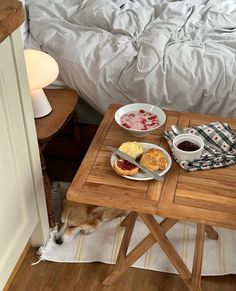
xmin=61 ymin=206 xmax=72 ymax=224
xmin=90 ymin=206 xmax=106 ymax=219
xmin=64 ymin=208 xmax=71 ymax=225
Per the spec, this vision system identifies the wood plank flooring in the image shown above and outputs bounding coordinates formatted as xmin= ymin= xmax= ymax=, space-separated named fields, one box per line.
xmin=9 ymin=248 xmax=236 ymax=291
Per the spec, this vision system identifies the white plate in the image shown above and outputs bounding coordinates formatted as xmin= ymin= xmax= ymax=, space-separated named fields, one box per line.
xmin=110 ymin=142 xmax=172 ymax=181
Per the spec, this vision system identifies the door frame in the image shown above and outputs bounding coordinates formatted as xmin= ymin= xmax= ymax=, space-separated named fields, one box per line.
xmin=12 ymin=30 xmax=49 ymax=246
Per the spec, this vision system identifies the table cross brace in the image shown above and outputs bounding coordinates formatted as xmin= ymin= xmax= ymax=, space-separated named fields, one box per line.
xmin=103 ymin=212 xmax=210 ymax=291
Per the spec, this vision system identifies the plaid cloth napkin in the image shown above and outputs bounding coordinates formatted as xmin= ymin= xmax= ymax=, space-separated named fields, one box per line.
xmin=163 ymin=122 xmax=236 ymax=171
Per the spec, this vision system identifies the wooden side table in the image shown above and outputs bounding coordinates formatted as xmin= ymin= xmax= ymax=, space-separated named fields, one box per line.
xmin=35 ymin=88 xmax=79 ymax=226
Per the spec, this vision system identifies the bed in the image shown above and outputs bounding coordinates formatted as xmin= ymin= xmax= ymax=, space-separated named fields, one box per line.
xmin=23 ymin=0 xmax=236 ymax=121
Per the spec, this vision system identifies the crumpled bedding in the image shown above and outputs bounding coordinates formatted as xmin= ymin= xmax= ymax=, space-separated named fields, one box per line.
xmin=27 ymin=0 xmax=236 ymax=117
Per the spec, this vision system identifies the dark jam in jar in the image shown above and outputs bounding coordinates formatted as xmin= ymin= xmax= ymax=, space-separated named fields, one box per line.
xmin=177 ymin=141 xmax=200 ymax=152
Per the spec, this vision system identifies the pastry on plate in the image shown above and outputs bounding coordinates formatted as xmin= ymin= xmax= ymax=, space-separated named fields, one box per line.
xmin=113 ymin=159 xmax=139 ymax=176
xmin=118 ymin=141 xmax=144 ymax=159
xmin=146 ymin=148 xmax=164 ymax=159
xmin=156 ymin=157 xmax=168 ymax=171
xmin=139 ymin=148 xmax=167 ymax=171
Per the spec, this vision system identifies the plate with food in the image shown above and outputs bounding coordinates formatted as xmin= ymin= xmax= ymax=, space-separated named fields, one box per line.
xmin=110 ymin=141 xmax=172 ymax=181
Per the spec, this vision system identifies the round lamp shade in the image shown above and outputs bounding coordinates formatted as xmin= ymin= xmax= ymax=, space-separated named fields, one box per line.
xmin=24 ymin=49 xmax=59 ymax=91
xmin=24 ymin=49 xmax=59 ymax=118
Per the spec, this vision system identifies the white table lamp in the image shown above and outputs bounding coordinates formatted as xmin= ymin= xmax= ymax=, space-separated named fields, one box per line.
xmin=24 ymin=49 xmax=59 ymax=118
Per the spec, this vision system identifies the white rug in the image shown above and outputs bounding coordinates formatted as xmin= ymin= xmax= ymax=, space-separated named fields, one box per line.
xmin=37 ymin=215 xmax=236 ymax=276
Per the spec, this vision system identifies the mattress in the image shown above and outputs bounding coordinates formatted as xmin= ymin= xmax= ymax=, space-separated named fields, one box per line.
xmin=26 ymin=0 xmax=236 ymax=117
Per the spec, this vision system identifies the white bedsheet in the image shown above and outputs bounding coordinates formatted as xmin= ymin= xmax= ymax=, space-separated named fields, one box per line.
xmin=27 ymin=0 xmax=236 ymax=117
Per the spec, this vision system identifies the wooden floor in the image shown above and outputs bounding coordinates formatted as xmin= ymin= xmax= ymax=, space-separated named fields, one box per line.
xmin=9 ymin=121 xmax=236 ymax=291
xmin=9 ymin=248 xmax=236 ymax=291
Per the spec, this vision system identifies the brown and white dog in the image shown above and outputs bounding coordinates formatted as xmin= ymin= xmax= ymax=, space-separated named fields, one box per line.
xmin=54 ymin=183 xmax=127 ymax=245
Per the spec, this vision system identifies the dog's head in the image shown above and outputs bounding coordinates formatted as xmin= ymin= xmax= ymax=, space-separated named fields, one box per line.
xmin=53 ymin=182 xmax=83 ymax=244
xmin=54 ymin=200 xmax=102 ymax=245
xmin=54 ymin=211 xmax=74 ymax=245
xmin=53 ymin=182 xmax=127 ymax=245
xmin=53 ymin=182 xmax=103 ymax=245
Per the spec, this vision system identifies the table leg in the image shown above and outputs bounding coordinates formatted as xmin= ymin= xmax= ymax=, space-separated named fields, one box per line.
xmin=103 ymin=215 xmax=178 ymax=285
xmin=103 ymin=212 xmax=137 ymax=285
xmin=116 ymin=212 xmax=138 ymax=266
xmin=104 ymin=214 xmax=206 ymax=291
xmin=191 ymin=224 xmax=205 ymax=290
xmin=120 ymin=211 xmax=134 ymax=227
xmin=140 ymin=213 xmax=198 ymax=291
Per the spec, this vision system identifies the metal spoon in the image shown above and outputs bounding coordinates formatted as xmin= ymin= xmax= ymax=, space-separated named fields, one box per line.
xmin=171 ymin=125 xmax=184 ymax=135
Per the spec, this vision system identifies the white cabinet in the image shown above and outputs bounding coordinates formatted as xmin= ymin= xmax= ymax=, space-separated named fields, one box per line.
xmin=0 ymin=29 xmax=49 ymax=290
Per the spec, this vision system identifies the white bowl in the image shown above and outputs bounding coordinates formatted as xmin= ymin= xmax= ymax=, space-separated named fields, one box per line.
xmin=172 ymin=134 xmax=204 ymax=162
xmin=115 ymin=103 xmax=166 ymax=137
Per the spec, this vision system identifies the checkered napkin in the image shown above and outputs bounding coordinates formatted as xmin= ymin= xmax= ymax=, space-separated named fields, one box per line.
xmin=163 ymin=122 xmax=236 ymax=171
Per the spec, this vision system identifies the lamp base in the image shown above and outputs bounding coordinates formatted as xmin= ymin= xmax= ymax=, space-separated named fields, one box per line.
xmin=31 ymin=89 xmax=52 ymax=118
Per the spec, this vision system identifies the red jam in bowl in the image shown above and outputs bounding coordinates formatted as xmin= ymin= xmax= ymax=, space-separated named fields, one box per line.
xmin=120 ymin=109 xmax=159 ymax=130
xmin=177 ymin=141 xmax=200 ymax=152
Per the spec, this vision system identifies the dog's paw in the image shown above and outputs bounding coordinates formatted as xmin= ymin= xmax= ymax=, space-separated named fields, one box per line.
xmin=80 ymin=228 xmax=96 ymax=234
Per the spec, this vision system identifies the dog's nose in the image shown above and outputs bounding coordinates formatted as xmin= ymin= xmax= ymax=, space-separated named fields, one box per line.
xmin=55 ymin=237 xmax=63 ymax=245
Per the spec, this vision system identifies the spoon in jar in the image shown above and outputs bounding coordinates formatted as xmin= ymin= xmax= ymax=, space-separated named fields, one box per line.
xmin=171 ymin=125 xmax=184 ymax=135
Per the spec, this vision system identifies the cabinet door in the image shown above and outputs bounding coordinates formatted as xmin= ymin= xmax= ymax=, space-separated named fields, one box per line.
xmin=0 ymin=36 xmax=38 ymax=289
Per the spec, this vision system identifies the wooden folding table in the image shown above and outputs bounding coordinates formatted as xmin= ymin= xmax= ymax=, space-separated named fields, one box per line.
xmin=67 ymin=104 xmax=236 ymax=291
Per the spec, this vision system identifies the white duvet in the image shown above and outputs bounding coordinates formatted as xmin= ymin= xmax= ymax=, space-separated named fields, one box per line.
xmin=27 ymin=0 xmax=236 ymax=117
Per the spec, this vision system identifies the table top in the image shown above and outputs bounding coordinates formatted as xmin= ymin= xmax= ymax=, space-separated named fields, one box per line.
xmin=35 ymin=89 xmax=78 ymax=142
xmin=67 ymin=104 xmax=236 ymax=229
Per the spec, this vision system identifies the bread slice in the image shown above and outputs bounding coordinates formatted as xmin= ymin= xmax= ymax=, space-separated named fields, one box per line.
xmin=118 ymin=141 xmax=144 ymax=159
xmin=113 ymin=159 xmax=139 ymax=176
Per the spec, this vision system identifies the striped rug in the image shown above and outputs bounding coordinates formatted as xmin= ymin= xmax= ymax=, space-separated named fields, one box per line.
xmin=37 ymin=215 xmax=236 ymax=275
